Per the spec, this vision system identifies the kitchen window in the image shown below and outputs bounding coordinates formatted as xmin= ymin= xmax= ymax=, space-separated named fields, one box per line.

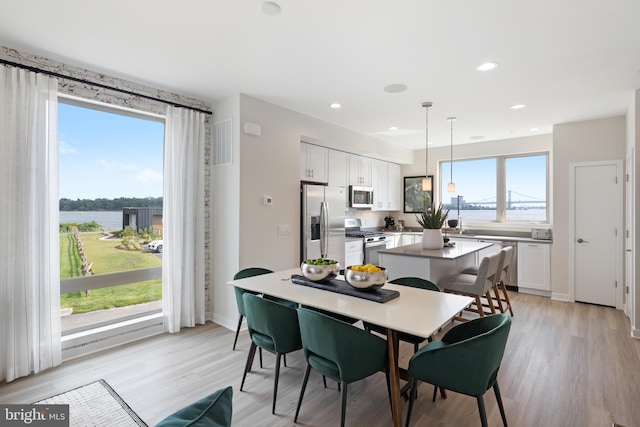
xmin=440 ymin=153 xmax=548 ymax=223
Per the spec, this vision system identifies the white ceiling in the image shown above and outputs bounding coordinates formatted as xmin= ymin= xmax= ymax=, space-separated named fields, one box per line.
xmin=1 ymin=0 xmax=639 ymax=149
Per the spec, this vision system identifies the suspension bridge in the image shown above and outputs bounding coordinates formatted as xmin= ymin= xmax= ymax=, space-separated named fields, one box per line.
xmin=458 ymin=191 xmax=546 ymax=208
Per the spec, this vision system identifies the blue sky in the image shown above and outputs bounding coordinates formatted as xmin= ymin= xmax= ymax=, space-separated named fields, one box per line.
xmin=440 ymin=155 xmax=547 ymax=207
xmin=58 ymin=102 xmax=164 ymax=200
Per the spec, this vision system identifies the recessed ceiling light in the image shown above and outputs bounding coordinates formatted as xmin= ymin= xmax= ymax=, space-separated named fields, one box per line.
xmin=511 ymin=104 xmax=526 ymax=110
xmin=530 ymin=127 xmax=539 ymax=131
xmin=261 ymin=1 xmax=281 ymax=15
xmin=389 ymin=126 xmax=398 ymax=131
xmin=477 ymin=62 xmax=498 ymax=71
xmin=329 ymin=103 xmax=341 ymax=109
xmin=470 ymin=135 xmax=484 ymax=140
xmin=383 ymin=84 xmax=408 ymax=93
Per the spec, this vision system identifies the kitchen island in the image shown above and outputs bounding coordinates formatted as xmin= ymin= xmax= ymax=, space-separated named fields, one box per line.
xmin=378 ymin=240 xmax=493 ymax=283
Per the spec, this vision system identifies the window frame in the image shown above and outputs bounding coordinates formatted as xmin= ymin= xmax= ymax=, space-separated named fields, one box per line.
xmin=439 ymin=151 xmax=550 ymax=225
xmin=57 ymin=94 xmax=166 ymax=354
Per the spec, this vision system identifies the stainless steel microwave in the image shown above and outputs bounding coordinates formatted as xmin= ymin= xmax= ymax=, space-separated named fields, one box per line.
xmin=349 ymin=185 xmax=374 ymax=208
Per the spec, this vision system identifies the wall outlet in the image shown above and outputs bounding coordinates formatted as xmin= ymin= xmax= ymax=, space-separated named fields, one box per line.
xmin=277 ymin=224 xmax=291 ymax=235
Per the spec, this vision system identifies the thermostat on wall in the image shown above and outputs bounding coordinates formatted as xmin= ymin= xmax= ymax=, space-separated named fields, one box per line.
xmin=263 ymin=196 xmax=273 ymax=205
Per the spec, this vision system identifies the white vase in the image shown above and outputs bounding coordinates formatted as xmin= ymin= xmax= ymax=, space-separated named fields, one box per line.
xmin=422 ymin=228 xmax=444 ymax=249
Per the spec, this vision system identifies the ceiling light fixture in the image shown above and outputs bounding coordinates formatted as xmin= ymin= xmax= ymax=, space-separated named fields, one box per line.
xmin=447 ymin=117 xmax=456 ymax=193
xmin=477 ymin=62 xmax=498 ymax=71
xmin=329 ymin=103 xmax=341 ymax=109
xmin=422 ymin=102 xmax=433 ymax=192
xmin=261 ymin=1 xmax=281 ymax=15
xmin=511 ymin=104 xmax=526 ymax=109
xmin=384 ymin=83 xmax=408 ymax=93
xmin=389 ymin=126 xmax=398 ymax=131
xmin=530 ymin=127 xmax=539 ymax=131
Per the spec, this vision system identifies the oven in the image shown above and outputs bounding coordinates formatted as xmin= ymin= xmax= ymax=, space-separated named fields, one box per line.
xmin=363 ymin=236 xmax=388 ymax=265
xmin=345 ymin=218 xmax=387 ymax=265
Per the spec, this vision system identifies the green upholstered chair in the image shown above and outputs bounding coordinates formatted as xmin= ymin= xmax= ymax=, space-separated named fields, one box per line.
xmin=232 ymin=268 xmax=297 ymax=352
xmin=155 ymin=386 xmax=233 ymax=427
xmin=294 ymin=307 xmax=390 ymax=427
xmin=364 ymin=277 xmax=441 ymax=353
xmin=240 ymin=293 xmax=303 ymax=415
xmin=405 ymin=313 xmax=512 ymax=427
xmin=232 ymin=268 xmax=272 ymax=351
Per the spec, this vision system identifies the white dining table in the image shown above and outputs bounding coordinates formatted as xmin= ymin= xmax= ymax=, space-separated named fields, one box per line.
xmin=228 ymin=268 xmax=474 ymax=427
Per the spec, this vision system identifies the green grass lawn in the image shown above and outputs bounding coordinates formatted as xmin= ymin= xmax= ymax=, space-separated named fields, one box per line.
xmin=60 ymin=232 xmax=162 ymax=314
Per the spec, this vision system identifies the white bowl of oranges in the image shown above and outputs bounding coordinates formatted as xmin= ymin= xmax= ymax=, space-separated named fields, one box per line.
xmin=344 ymin=264 xmax=388 ymax=290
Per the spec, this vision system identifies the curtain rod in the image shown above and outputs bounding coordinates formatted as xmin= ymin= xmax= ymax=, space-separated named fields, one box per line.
xmin=0 ymin=58 xmax=212 ymax=115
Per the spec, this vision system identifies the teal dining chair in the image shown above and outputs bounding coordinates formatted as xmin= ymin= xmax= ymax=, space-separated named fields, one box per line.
xmin=232 ymin=267 xmax=272 ymax=351
xmin=240 ymin=293 xmax=303 ymax=415
xmin=232 ymin=267 xmax=297 ymax=352
xmin=404 ymin=313 xmax=512 ymax=427
xmin=294 ymin=307 xmax=390 ymax=427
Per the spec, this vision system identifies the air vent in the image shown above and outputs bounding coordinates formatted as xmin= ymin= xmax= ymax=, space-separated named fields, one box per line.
xmin=213 ymin=119 xmax=232 ymax=166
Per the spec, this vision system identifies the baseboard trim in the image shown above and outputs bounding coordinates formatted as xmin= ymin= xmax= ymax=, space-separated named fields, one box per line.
xmin=551 ymin=292 xmax=571 ymax=302
xmin=631 ymin=327 xmax=640 ymax=339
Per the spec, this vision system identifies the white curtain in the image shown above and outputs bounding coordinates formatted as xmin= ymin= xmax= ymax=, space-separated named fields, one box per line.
xmin=162 ymin=106 xmax=206 ymax=333
xmin=0 ymin=66 xmax=61 ymax=382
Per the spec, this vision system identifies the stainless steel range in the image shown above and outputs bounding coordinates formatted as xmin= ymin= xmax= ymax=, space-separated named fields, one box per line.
xmin=345 ymin=218 xmax=387 ymax=265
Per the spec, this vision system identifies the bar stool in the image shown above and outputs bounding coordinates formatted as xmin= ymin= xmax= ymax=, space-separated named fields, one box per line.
xmin=438 ymin=251 xmax=503 ymax=321
xmin=461 ymin=247 xmax=514 ymax=316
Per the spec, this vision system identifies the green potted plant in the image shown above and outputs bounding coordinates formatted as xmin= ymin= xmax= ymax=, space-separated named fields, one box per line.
xmin=416 ymin=202 xmax=449 ymax=249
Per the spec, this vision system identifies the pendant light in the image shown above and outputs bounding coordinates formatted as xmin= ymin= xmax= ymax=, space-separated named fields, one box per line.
xmin=421 ymin=102 xmax=432 ymax=192
xmin=447 ymin=117 xmax=456 ymax=192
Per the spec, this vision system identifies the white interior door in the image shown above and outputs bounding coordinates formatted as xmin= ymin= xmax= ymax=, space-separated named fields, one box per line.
xmin=573 ymin=163 xmax=620 ymax=307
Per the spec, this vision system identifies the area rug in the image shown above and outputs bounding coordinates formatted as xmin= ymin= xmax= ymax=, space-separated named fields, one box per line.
xmin=34 ymin=379 xmax=147 ymax=427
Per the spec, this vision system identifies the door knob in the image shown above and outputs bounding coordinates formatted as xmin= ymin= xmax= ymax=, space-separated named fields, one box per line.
xmin=577 ymin=238 xmax=589 ymax=243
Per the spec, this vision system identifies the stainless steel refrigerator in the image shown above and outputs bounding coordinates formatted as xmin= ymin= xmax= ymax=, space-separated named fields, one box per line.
xmin=301 ymin=184 xmax=346 ymax=266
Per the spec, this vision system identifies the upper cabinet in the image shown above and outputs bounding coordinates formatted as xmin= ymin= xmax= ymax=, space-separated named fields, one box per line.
xmin=328 ymin=149 xmax=349 ymax=189
xmin=387 ymin=162 xmax=401 ymax=211
xmin=372 ymin=160 xmax=402 ymax=211
xmin=349 ymin=154 xmax=372 ymax=187
xmin=300 ymin=142 xmax=328 ymax=184
xmin=328 ymin=149 xmax=350 ymax=209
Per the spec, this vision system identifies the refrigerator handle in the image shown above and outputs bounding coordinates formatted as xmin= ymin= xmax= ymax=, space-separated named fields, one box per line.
xmin=320 ymin=201 xmax=328 ymax=258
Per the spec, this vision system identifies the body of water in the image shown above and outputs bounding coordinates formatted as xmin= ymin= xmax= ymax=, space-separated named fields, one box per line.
xmin=60 ymin=211 xmax=122 ymax=230
xmin=447 ymin=209 xmax=547 ymax=222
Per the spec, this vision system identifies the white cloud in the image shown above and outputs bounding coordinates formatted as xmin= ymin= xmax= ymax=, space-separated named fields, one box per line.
xmin=59 ymin=140 xmax=78 ymax=154
xmin=136 ymin=168 xmax=162 ymax=183
xmin=95 ymin=159 xmax=114 ymax=168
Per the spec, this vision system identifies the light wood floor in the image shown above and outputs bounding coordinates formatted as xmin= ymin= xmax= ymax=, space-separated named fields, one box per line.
xmin=2 ymin=292 xmax=639 ymax=427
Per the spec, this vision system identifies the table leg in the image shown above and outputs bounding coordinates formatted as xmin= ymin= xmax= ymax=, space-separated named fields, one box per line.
xmin=386 ymin=329 xmax=402 ymax=427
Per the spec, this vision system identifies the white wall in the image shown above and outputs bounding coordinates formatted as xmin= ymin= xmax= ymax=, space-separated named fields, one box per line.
xmin=210 ymin=95 xmax=242 ymax=328
xmin=211 ymin=94 xmax=413 ymax=329
xmin=552 ymin=116 xmax=626 ymax=300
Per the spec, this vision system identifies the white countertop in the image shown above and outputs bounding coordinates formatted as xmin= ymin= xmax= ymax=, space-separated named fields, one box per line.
xmin=378 ymin=241 xmax=493 ymax=260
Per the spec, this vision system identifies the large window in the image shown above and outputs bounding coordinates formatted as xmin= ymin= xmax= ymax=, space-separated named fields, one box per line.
xmin=441 ymin=153 xmax=548 ymax=223
xmin=58 ymin=98 xmax=165 ymax=336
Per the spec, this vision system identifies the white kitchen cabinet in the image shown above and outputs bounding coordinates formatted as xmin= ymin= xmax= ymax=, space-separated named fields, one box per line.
xmin=328 ymin=149 xmax=348 ymax=188
xmin=518 ymin=242 xmax=551 ymax=292
xmin=372 ymin=160 xmax=402 ymax=211
xmin=400 ymin=232 xmax=422 ymax=246
xmin=345 ymin=239 xmax=364 ymax=266
xmin=387 ymin=162 xmax=402 ymax=211
xmin=383 ymin=233 xmax=400 ymax=249
xmin=349 ymin=154 xmax=372 ymax=187
xmin=372 ymin=159 xmax=388 ymax=211
xmin=300 ymin=142 xmax=328 ymax=183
